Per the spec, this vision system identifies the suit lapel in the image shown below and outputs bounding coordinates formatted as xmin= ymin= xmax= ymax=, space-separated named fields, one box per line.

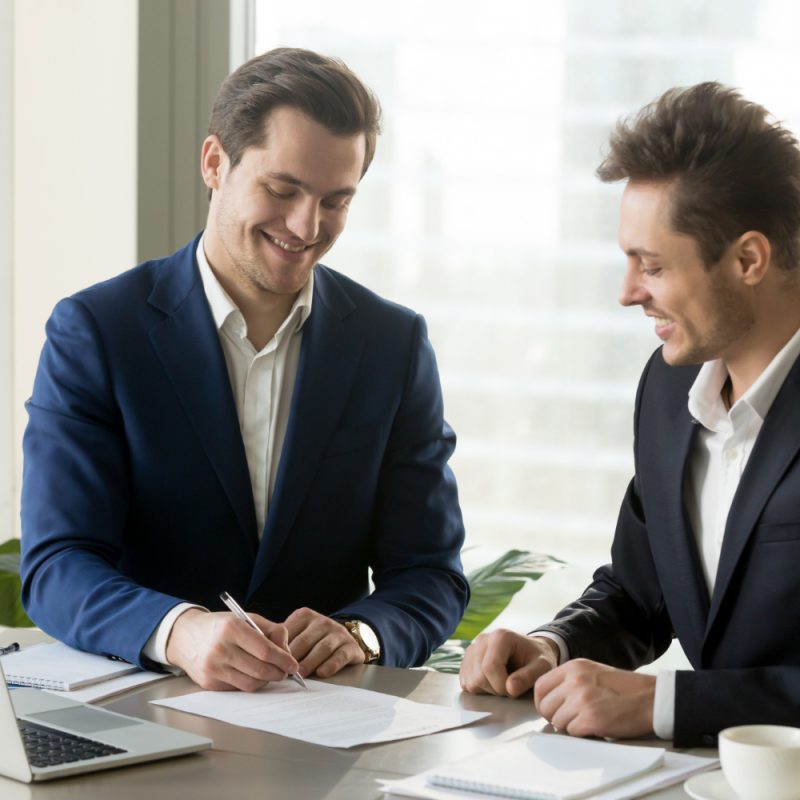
xmin=646 ymin=376 xmax=710 ymax=659
xmin=147 ymin=238 xmax=258 ymax=548
xmin=247 ymin=267 xmax=364 ymax=595
xmin=706 ymin=356 xmax=800 ymax=636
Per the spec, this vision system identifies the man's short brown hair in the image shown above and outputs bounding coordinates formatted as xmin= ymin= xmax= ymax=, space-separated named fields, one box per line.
xmin=208 ymin=47 xmax=382 ymax=177
xmin=597 ymin=81 xmax=800 ymax=270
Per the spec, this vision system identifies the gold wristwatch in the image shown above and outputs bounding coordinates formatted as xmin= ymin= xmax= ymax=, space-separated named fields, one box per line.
xmin=341 ymin=619 xmax=380 ymax=664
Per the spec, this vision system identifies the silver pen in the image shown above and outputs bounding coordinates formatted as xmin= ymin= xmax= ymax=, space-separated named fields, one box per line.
xmin=219 ymin=592 xmax=307 ymax=689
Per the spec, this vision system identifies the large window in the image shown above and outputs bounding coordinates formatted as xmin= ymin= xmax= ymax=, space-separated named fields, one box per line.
xmin=253 ymin=0 xmax=800 ymax=666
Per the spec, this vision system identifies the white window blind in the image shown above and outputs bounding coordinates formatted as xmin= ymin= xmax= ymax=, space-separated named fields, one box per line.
xmin=251 ymin=0 xmax=800 ymax=661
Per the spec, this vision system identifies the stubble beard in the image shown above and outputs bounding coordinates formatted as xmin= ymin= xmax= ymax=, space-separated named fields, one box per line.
xmin=667 ymin=279 xmax=755 ymax=367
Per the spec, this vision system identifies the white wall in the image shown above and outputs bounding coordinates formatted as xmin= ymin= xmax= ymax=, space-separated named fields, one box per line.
xmin=11 ymin=0 xmax=139 ymax=535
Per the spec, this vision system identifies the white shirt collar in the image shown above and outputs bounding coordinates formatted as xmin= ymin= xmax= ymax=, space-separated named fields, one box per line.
xmin=195 ymin=234 xmax=313 ymax=342
xmin=688 ymin=326 xmax=800 ymax=431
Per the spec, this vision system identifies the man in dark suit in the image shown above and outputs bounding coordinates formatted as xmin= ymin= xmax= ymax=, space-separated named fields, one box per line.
xmin=21 ymin=48 xmax=468 ymax=691
xmin=460 ymin=82 xmax=800 ymax=746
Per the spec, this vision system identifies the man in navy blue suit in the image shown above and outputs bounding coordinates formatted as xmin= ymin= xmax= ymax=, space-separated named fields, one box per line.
xmin=460 ymin=82 xmax=800 ymax=746
xmin=21 ymin=48 xmax=468 ymax=690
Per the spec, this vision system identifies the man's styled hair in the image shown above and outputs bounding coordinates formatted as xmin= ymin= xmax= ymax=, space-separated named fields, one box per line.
xmin=597 ymin=81 xmax=800 ymax=270
xmin=208 ymin=47 xmax=382 ymax=177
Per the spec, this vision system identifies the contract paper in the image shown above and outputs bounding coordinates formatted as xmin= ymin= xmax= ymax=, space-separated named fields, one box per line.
xmin=151 ymin=678 xmax=489 ymax=748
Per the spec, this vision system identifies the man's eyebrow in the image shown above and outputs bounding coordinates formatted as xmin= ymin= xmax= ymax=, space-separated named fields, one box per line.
xmin=265 ymin=171 xmax=357 ymax=197
xmin=624 ymin=246 xmax=661 ymax=258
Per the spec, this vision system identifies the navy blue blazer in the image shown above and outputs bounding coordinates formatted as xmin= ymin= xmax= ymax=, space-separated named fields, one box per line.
xmin=20 ymin=236 xmax=468 ymax=669
xmin=538 ymin=347 xmax=800 ymax=746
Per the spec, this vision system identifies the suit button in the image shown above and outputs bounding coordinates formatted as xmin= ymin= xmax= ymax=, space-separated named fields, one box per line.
xmin=701 ymin=734 xmax=716 ymax=746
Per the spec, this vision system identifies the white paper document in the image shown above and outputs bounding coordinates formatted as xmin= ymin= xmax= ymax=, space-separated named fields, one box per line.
xmin=45 ymin=669 xmax=169 ymax=703
xmin=151 ymin=678 xmax=489 ymax=748
xmin=379 ymin=733 xmax=719 ymax=800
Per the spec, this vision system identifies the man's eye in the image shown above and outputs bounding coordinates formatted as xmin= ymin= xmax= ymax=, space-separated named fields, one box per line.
xmin=642 ymin=266 xmax=662 ymax=276
xmin=322 ymin=198 xmax=350 ymax=211
xmin=267 ymin=186 xmax=294 ymax=200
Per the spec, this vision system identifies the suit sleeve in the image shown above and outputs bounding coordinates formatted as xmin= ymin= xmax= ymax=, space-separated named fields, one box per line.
xmin=20 ymin=298 xmax=183 ymax=668
xmin=534 ymin=350 xmax=674 ymax=668
xmin=674 ymin=667 xmax=800 ymax=746
xmin=535 ymin=476 xmax=674 ymax=669
xmin=332 ymin=315 xmax=469 ymax=666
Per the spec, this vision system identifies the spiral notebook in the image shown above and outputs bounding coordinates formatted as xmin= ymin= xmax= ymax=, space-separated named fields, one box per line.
xmin=0 ymin=642 xmax=138 ymax=691
xmin=426 ymin=732 xmax=665 ymax=800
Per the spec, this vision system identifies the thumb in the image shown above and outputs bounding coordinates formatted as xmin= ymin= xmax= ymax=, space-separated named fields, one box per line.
xmin=505 ymin=663 xmax=540 ymax=697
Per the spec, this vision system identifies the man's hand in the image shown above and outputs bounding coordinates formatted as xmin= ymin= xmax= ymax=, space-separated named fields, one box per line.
xmin=460 ymin=630 xmax=559 ymax=697
xmin=534 ymin=659 xmax=655 ymax=739
xmin=165 ymin=607 xmax=299 ymax=691
xmin=284 ymin=608 xmax=365 ymax=678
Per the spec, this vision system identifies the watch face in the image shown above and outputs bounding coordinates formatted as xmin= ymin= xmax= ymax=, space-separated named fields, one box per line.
xmin=357 ymin=622 xmax=380 ymax=656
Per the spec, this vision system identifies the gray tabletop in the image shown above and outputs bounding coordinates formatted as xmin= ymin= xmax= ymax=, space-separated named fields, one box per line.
xmin=0 ymin=628 xmax=713 ymax=799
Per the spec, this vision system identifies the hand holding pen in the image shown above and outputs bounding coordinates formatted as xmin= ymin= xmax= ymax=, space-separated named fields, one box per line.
xmin=220 ymin=592 xmax=307 ymax=689
xmin=165 ymin=602 xmax=303 ymax=692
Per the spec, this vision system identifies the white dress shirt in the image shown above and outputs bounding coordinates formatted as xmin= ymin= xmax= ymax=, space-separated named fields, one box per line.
xmin=540 ymin=326 xmax=800 ymax=739
xmin=142 ymin=236 xmax=313 ymax=666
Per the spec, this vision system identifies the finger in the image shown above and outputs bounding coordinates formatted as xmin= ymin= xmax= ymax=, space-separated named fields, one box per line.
xmin=458 ymin=643 xmax=486 ymax=692
xmin=549 ymin=698 xmax=581 ymax=734
xmin=228 ymin=643 xmax=295 ymax=683
xmin=265 ymin=623 xmax=291 ymax=652
xmin=533 ymin=663 xmax=563 ymax=709
xmin=282 ymin=607 xmax=319 ymax=639
xmin=287 ymin=620 xmax=330 ymax=662
xmin=299 ymin=630 xmax=359 ymax=676
xmin=248 ymin=612 xmax=293 ymax=651
xmin=182 ymin=637 xmax=285 ymax=692
xmin=505 ymin=660 xmax=546 ymax=697
xmin=534 ymin=679 xmax=574 ymax=730
xmin=312 ymin=640 xmax=362 ymax=678
xmin=481 ymin=653 xmax=513 ymax=696
xmin=230 ymin=621 xmax=298 ymax=676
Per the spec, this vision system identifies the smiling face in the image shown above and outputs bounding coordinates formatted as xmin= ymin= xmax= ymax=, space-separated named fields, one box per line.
xmin=201 ymin=105 xmax=366 ymax=301
xmin=617 ymin=180 xmax=755 ymax=367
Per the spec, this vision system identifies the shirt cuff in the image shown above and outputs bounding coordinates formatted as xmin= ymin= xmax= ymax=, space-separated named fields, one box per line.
xmin=653 ymin=669 xmax=676 ymax=740
xmin=142 ymin=602 xmax=206 ymax=668
xmin=530 ymin=631 xmax=568 ymax=666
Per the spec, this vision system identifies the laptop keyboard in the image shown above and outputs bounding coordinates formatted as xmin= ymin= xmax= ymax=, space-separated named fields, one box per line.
xmin=18 ymin=719 xmax=127 ymax=768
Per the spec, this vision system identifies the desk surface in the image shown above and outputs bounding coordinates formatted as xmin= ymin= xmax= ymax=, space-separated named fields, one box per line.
xmin=0 ymin=628 xmax=710 ymax=799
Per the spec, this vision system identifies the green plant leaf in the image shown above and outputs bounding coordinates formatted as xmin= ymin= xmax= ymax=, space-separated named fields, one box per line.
xmin=422 ymin=640 xmax=469 ymax=674
xmin=451 ymin=549 xmax=564 ymax=641
xmin=425 ymin=548 xmax=564 ymax=672
xmin=0 ymin=539 xmax=34 ymax=627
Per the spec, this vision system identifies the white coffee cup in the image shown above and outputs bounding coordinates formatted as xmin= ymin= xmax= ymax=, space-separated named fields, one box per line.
xmin=718 ymin=725 xmax=800 ymax=800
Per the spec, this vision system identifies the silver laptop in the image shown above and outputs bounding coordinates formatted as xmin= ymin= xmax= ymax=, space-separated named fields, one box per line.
xmin=0 ymin=661 xmax=211 ymax=782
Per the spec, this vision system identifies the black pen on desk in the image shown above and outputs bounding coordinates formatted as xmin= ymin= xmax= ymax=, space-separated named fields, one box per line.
xmin=219 ymin=592 xmax=307 ymax=689
xmin=0 ymin=642 xmax=20 ymax=656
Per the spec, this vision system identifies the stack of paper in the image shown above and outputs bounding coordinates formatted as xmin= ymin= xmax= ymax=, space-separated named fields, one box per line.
xmin=379 ymin=732 xmax=719 ymax=800
xmin=0 ymin=642 xmax=138 ymax=690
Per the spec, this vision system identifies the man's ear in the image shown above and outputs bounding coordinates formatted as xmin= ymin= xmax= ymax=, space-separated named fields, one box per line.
xmin=735 ymin=231 xmax=771 ymax=286
xmin=201 ymin=135 xmax=227 ymax=190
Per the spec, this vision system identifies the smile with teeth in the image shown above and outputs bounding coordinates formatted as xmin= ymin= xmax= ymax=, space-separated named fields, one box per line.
xmin=266 ymin=233 xmax=307 ymax=253
xmin=654 ymin=317 xmax=671 ymax=326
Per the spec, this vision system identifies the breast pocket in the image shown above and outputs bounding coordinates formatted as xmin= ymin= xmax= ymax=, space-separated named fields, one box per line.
xmin=756 ymin=523 xmax=800 ymax=544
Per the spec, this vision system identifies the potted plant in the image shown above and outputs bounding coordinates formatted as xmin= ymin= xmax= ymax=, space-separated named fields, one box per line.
xmin=0 ymin=539 xmax=33 ymax=627
xmin=425 ymin=548 xmax=563 ymax=673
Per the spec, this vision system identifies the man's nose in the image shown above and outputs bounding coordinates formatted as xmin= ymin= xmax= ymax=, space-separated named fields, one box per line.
xmin=619 ymin=265 xmax=649 ymax=307
xmin=285 ymin=198 xmax=320 ymax=243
